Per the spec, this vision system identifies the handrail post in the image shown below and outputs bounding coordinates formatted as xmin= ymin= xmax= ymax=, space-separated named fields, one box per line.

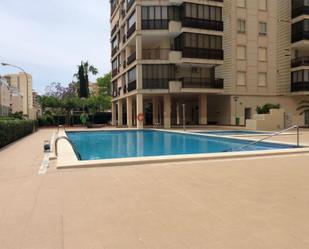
xmin=297 ymin=125 xmax=300 ymax=147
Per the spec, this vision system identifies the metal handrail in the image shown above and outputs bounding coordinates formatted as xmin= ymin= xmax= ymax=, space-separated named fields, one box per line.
xmin=55 ymin=136 xmax=82 ymax=160
xmin=224 ymin=125 xmax=300 ymax=152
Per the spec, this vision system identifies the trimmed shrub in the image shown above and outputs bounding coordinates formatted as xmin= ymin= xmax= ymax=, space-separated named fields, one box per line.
xmin=256 ymin=103 xmax=280 ymax=114
xmin=0 ymin=119 xmax=36 ymax=148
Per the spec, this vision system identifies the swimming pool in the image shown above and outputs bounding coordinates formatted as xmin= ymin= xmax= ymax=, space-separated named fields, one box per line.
xmin=197 ymin=130 xmax=270 ymax=136
xmin=66 ymin=130 xmax=296 ymax=161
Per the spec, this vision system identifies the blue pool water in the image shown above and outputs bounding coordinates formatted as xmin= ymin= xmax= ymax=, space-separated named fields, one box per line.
xmin=198 ymin=130 xmax=270 ymax=136
xmin=66 ymin=130 xmax=296 ymax=161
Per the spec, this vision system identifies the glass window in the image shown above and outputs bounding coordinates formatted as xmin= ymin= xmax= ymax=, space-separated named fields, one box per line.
xmin=142 ymin=7 xmax=148 ymax=19
xmin=237 ymin=0 xmax=246 ymax=8
xmin=259 ymin=0 xmax=267 ymax=10
xmin=237 ymin=46 xmax=246 ymax=60
xmin=259 ymin=22 xmax=267 ymax=36
xmin=304 ymin=70 xmax=309 ymax=82
xmin=128 ymin=67 xmax=136 ymax=82
xmin=128 ymin=12 xmax=136 ymax=28
xmin=238 ymin=19 xmax=246 ymax=33
xmin=204 ymin=6 xmax=210 ymax=20
xmin=258 ymin=47 xmax=267 ymax=61
xmin=237 ymin=72 xmax=246 ymax=86
xmin=258 ymin=73 xmax=267 ymax=86
xmin=162 ymin=7 xmax=168 ymax=19
xmin=155 ymin=6 xmax=161 ymax=19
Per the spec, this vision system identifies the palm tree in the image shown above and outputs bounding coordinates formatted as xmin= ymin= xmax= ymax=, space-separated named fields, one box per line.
xmin=297 ymin=100 xmax=309 ymax=115
xmin=74 ymin=61 xmax=98 ymax=98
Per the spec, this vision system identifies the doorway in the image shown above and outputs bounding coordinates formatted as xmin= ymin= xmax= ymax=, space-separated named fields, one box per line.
xmin=244 ymin=108 xmax=252 ymax=125
xmin=305 ymin=111 xmax=309 ymax=126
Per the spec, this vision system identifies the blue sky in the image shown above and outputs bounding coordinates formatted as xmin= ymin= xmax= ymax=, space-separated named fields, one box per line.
xmin=0 ymin=0 xmax=111 ymax=94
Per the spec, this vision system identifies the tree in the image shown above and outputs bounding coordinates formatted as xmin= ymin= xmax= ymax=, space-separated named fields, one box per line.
xmin=97 ymin=72 xmax=112 ymax=96
xmin=297 ymin=100 xmax=309 ymax=115
xmin=75 ymin=61 xmax=98 ymax=98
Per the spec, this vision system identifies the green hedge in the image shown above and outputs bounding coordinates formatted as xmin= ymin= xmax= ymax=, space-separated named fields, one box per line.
xmin=0 ymin=119 xmax=36 ymax=148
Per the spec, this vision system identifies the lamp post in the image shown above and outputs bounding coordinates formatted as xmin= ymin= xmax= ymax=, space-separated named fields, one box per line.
xmin=233 ymin=96 xmax=239 ymax=125
xmin=1 ymin=63 xmax=30 ymax=117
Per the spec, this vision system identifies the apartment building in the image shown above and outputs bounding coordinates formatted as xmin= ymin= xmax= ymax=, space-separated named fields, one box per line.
xmin=10 ymin=86 xmax=23 ymax=114
xmin=0 ymin=77 xmax=11 ymax=116
xmin=4 ymin=72 xmax=33 ymax=116
xmin=110 ymin=0 xmax=309 ymax=128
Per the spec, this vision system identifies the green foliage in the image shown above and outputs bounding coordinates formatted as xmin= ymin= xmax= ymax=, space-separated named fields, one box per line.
xmin=38 ymin=114 xmax=55 ymax=126
xmin=9 ymin=112 xmax=24 ymax=119
xmin=0 ymin=119 xmax=35 ymax=148
xmin=256 ymin=103 xmax=280 ymax=114
xmin=97 ymin=72 xmax=112 ymax=96
xmin=75 ymin=61 xmax=98 ymax=98
xmin=297 ymin=100 xmax=309 ymax=115
xmin=80 ymin=113 xmax=89 ymax=126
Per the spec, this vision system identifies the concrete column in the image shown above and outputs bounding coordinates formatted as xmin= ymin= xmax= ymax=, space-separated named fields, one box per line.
xmin=136 ymin=35 xmax=142 ymax=60
xmin=176 ymin=102 xmax=180 ymax=125
xmin=126 ymin=96 xmax=133 ymax=127
xmin=152 ymin=96 xmax=158 ymax=124
xmin=136 ymin=94 xmax=143 ymax=129
xmin=136 ymin=5 xmax=142 ymax=31
xmin=112 ymin=101 xmax=117 ymax=126
xmin=118 ymin=99 xmax=123 ymax=126
xmin=199 ymin=94 xmax=207 ymax=125
xmin=164 ymin=95 xmax=171 ymax=129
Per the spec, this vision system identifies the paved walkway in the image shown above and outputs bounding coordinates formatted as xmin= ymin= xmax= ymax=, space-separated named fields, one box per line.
xmin=0 ymin=128 xmax=309 ymax=249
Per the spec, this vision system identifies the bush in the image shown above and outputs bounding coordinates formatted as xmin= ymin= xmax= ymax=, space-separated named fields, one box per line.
xmin=38 ymin=114 xmax=55 ymax=126
xmin=256 ymin=103 xmax=280 ymax=114
xmin=0 ymin=119 xmax=36 ymax=148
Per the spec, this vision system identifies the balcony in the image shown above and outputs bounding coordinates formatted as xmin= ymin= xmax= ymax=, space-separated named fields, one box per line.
xmin=111 ymin=23 xmax=119 ymax=37
xmin=112 ymin=68 xmax=119 ymax=77
xmin=112 ymin=90 xmax=118 ymax=97
xmin=127 ymin=51 xmax=136 ymax=65
xmin=127 ymin=0 xmax=135 ymax=12
xmin=127 ymin=80 xmax=136 ymax=91
xmin=181 ymin=78 xmax=224 ymax=89
xmin=291 ymin=56 xmax=309 ymax=67
xmin=127 ymin=23 xmax=136 ymax=39
xmin=292 ymin=6 xmax=309 ymax=18
xmin=181 ymin=48 xmax=223 ymax=60
xmin=292 ymin=31 xmax=309 ymax=43
xmin=141 ymin=20 xmax=169 ymax=30
xmin=111 ymin=47 xmax=118 ymax=57
xmin=291 ymin=82 xmax=309 ymax=92
xmin=143 ymin=79 xmax=170 ymax=89
xmin=142 ymin=49 xmax=170 ymax=60
xmin=182 ymin=18 xmax=223 ymax=31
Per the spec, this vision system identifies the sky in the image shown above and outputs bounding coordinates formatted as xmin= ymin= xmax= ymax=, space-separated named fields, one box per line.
xmin=0 ymin=0 xmax=111 ymax=94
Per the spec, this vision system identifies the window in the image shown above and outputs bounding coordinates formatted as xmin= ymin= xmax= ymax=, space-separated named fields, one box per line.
xmin=128 ymin=67 xmax=136 ymax=83
xmin=112 ymin=59 xmax=118 ymax=71
xmin=237 ymin=72 xmax=246 ymax=85
xmin=128 ymin=12 xmax=136 ymax=29
xmin=237 ymin=0 xmax=246 ymax=8
xmin=237 ymin=19 xmax=246 ymax=33
xmin=258 ymin=47 xmax=267 ymax=61
xmin=259 ymin=22 xmax=267 ymax=36
xmin=237 ymin=46 xmax=246 ymax=60
xmin=175 ymin=33 xmax=222 ymax=50
xmin=141 ymin=6 xmax=169 ymax=29
xmin=259 ymin=0 xmax=267 ymax=11
xmin=258 ymin=73 xmax=267 ymax=86
xmin=184 ymin=3 xmax=222 ymax=21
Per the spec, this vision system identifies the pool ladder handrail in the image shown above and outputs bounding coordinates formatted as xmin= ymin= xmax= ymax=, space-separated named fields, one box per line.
xmin=57 ymin=125 xmax=67 ymax=135
xmin=55 ymin=136 xmax=82 ymax=160
xmin=224 ymin=125 xmax=300 ymax=152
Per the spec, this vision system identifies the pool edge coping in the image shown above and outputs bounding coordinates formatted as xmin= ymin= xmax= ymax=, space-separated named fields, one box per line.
xmin=56 ymin=128 xmax=309 ymax=169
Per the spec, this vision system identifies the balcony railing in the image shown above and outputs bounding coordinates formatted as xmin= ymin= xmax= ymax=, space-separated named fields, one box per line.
xmin=141 ymin=20 xmax=169 ymax=30
xmin=112 ymin=68 xmax=119 ymax=77
xmin=292 ymin=6 xmax=309 ymax=18
xmin=112 ymin=90 xmax=118 ymax=97
xmin=182 ymin=18 xmax=223 ymax=31
xmin=127 ymin=51 xmax=136 ymax=65
xmin=143 ymin=79 xmax=170 ymax=89
xmin=292 ymin=31 xmax=309 ymax=43
xmin=111 ymin=23 xmax=119 ymax=37
xmin=142 ymin=49 xmax=170 ymax=60
xmin=291 ymin=56 xmax=309 ymax=67
xmin=127 ymin=80 xmax=136 ymax=91
xmin=181 ymin=78 xmax=224 ymax=89
xmin=291 ymin=82 xmax=309 ymax=92
xmin=127 ymin=23 xmax=136 ymax=39
xmin=181 ymin=48 xmax=224 ymax=60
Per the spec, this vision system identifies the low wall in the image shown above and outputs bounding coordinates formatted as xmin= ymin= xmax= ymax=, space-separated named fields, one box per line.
xmin=246 ymin=109 xmax=285 ymax=131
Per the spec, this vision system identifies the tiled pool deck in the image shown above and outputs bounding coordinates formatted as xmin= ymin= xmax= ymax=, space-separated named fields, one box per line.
xmin=1 ymin=128 xmax=309 ymax=249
